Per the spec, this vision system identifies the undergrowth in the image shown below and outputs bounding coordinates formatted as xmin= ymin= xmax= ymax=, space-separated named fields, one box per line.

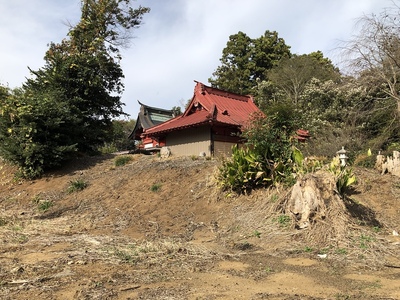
xmin=68 ymin=179 xmax=88 ymax=193
xmin=114 ymin=155 xmax=133 ymax=167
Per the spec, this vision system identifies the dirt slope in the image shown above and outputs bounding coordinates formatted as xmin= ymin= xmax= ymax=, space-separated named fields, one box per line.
xmin=0 ymin=154 xmax=399 ymax=300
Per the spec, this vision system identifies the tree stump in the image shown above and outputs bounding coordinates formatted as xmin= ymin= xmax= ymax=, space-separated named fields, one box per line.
xmin=286 ymin=171 xmax=341 ymax=229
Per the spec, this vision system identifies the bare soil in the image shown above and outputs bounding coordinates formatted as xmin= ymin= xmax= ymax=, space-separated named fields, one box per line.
xmin=0 ymin=154 xmax=399 ymax=300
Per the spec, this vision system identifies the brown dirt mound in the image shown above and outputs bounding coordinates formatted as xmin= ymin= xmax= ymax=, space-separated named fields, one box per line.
xmin=0 ymin=154 xmax=399 ymax=299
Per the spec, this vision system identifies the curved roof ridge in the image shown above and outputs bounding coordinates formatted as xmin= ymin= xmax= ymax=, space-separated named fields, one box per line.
xmin=194 ymin=80 xmax=251 ymax=102
xmin=137 ymin=100 xmax=174 ymax=114
xmin=206 ymin=87 xmax=249 ymax=102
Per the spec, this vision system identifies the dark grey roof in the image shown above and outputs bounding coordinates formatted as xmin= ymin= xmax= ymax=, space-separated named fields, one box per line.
xmin=128 ymin=101 xmax=175 ymax=140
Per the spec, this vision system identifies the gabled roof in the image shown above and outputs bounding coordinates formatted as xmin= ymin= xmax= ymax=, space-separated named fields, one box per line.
xmin=128 ymin=101 xmax=175 ymax=140
xmin=145 ymin=81 xmax=261 ymax=136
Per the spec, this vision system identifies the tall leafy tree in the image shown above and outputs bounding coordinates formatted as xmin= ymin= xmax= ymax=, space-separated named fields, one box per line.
xmin=108 ymin=119 xmax=137 ymax=151
xmin=209 ymin=30 xmax=291 ymax=95
xmin=25 ymin=0 xmax=150 ymax=153
xmin=209 ymin=32 xmax=253 ymax=95
xmin=0 ymin=85 xmax=7 ymax=100
xmin=265 ymin=51 xmax=341 ymax=105
xmin=0 ymin=0 xmax=149 ymax=178
xmin=252 ymin=31 xmax=292 ymax=80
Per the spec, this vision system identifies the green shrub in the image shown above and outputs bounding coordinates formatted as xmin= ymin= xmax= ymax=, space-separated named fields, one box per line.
xmin=0 ymin=217 xmax=7 ymax=226
xmin=0 ymin=88 xmax=78 ymax=179
xmin=99 ymin=143 xmax=118 ymax=154
xmin=114 ymin=155 xmax=133 ymax=167
xmin=32 ymin=194 xmax=53 ymax=212
xmin=243 ymin=112 xmax=294 ymax=164
xmin=359 ymin=234 xmax=374 ymax=249
xmin=292 ymin=148 xmax=325 ymax=174
xmin=387 ymin=142 xmax=400 ymax=152
xmin=217 ymin=113 xmax=303 ymax=194
xmin=68 ymin=179 xmax=88 ymax=193
xmin=150 ymin=183 xmax=162 ymax=192
xmin=304 ymin=246 xmax=313 ymax=253
xmin=277 ymin=214 xmax=291 ymax=227
xmin=37 ymin=200 xmax=54 ymax=212
xmin=335 ymin=248 xmax=347 ymax=255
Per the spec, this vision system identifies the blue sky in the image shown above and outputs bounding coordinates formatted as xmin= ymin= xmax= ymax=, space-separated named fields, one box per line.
xmin=0 ymin=0 xmax=394 ymax=119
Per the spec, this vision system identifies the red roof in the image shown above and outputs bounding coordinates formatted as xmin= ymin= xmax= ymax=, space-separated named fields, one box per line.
xmin=145 ymin=81 xmax=261 ymax=136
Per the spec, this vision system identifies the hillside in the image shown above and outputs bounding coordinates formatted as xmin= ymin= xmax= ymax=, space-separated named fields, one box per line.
xmin=0 ymin=154 xmax=399 ymax=300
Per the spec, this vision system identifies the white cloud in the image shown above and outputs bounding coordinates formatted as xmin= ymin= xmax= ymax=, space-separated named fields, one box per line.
xmin=0 ymin=0 xmax=395 ymax=118
xmin=0 ymin=0 xmax=80 ymax=86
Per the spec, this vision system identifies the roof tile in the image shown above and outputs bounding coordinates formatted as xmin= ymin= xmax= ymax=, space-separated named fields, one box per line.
xmin=145 ymin=81 xmax=261 ymax=135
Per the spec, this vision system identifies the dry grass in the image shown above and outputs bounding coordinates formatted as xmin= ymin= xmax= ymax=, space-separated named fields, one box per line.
xmin=108 ymin=238 xmax=220 ymax=268
xmin=215 ymin=174 xmax=398 ymax=270
xmin=1 ymin=155 xmax=399 ymax=299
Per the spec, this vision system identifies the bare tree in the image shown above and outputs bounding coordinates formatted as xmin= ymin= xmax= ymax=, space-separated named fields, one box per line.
xmin=342 ymin=2 xmax=400 ymax=114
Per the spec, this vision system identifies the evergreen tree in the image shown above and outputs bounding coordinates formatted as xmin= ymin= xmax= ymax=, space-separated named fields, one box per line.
xmin=0 ymin=87 xmax=77 ymax=178
xmin=209 ymin=30 xmax=291 ymax=95
xmin=0 ymin=0 xmax=149 ymax=178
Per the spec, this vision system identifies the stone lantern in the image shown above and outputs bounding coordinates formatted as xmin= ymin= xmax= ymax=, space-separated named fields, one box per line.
xmin=337 ymin=146 xmax=348 ymax=166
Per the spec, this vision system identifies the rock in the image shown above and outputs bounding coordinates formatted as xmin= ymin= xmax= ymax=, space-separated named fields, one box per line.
xmin=378 ymin=151 xmax=400 ymax=176
xmin=375 ymin=154 xmax=385 ymax=172
xmin=11 ymin=266 xmax=24 ymax=274
xmin=160 ymin=147 xmax=171 ymax=158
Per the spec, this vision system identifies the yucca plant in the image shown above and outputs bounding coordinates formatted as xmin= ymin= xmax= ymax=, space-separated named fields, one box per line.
xmin=218 ymin=112 xmax=306 ymax=194
xmin=218 ymin=145 xmax=272 ymax=193
xmin=328 ymin=156 xmax=356 ymax=196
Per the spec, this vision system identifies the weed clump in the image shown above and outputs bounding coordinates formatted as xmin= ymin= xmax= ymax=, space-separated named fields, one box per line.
xmin=150 ymin=183 xmax=162 ymax=192
xmin=0 ymin=217 xmax=7 ymax=226
xmin=32 ymin=194 xmax=54 ymax=212
xmin=68 ymin=179 xmax=88 ymax=193
xmin=114 ymin=155 xmax=133 ymax=167
xmin=38 ymin=200 xmax=54 ymax=212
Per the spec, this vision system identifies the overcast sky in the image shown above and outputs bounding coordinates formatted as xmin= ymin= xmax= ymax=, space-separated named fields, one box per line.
xmin=0 ymin=0 xmax=394 ymax=118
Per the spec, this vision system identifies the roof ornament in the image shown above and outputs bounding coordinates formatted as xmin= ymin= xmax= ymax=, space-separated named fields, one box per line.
xmin=201 ymin=84 xmax=206 ymax=95
xmin=194 ymin=81 xmax=206 ymax=95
